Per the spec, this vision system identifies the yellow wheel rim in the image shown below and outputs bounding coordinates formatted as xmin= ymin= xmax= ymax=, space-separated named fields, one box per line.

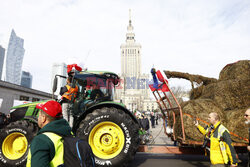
xmin=89 ymin=121 xmax=125 ymax=159
xmin=2 ymin=132 xmax=28 ymax=160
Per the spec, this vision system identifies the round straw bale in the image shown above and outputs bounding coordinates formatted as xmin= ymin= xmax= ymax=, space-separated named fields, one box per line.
xmin=174 ymin=99 xmax=224 ymax=141
xmin=219 ymin=60 xmax=250 ymax=81
xmin=224 ymin=108 xmax=248 ymax=143
xmin=201 ymin=79 xmax=250 ymax=110
xmin=190 ymin=85 xmax=204 ymax=100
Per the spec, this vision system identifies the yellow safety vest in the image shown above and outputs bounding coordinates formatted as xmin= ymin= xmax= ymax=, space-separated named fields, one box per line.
xmin=26 ymin=132 xmax=64 ymax=167
xmin=198 ymin=122 xmax=231 ymax=165
xmin=62 ymin=84 xmax=78 ymax=101
xmin=217 ymin=125 xmax=229 ymax=164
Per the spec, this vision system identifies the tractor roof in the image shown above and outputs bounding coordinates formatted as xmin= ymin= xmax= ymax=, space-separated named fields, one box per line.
xmin=80 ymin=71 xmax=117 ymax=76
xmin=76 ymin=71 xmax=120 ymax=85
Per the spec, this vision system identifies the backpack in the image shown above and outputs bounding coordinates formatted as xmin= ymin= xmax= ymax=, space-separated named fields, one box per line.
xmin=62 ymin=136 xmax=95 ymax=167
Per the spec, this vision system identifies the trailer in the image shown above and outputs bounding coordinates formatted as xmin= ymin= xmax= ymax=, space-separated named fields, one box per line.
xmin=148 ymin=68 xmax=248 ymax=150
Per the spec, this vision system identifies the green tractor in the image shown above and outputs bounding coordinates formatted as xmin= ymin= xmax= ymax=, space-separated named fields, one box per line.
xmin=0 ymin=71 xmax=140 ymax=167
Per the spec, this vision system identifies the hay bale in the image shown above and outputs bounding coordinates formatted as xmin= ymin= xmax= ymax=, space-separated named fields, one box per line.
xmin=224 ymin=108 xmax=248 ymax=143
xmin=219 ymin=60 xmax=250 ymax=81
xmin=201 ymin=79 xmax=250 ymax=110
xmin=175 ymin=99 xmax=224 ymax=141
xmin=189 ymin=85 xmax=204 ymax=100
xmin=164 ymin=60 xmax=249 ymax=144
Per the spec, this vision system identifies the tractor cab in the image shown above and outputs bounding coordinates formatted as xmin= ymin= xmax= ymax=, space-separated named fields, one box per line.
xmin=73 ymin=71 xmax=120 ymax=113
xmin=52 ymin=71 xmax=120 ymax=114
xmin=74 ymin=71 xmax=119 ymax=101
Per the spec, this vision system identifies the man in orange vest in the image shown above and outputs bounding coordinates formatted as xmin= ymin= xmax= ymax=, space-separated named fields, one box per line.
xmin=60 ymin=76 xmax=78 ymax=127
xmin=59 ymin=64 xmax=82 ymax=127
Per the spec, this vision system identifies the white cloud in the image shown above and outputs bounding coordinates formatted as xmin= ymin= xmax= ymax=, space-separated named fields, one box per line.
xmin=0 ymin=0 xmax=249 ymax=92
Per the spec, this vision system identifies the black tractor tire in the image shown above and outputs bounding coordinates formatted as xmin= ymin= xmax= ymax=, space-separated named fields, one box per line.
xmin=0 ymin=120 xmax=38 ymax=167
xmin=76 ymin=107 xmax=140 ymax=167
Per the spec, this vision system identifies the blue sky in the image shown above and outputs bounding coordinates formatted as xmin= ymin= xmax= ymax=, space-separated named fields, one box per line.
xmin=0 ymin=0 xmax=249 ymax=92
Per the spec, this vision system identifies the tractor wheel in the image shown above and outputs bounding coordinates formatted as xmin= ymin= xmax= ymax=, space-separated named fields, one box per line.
xmin=76 ymin=107 xmax=140 ymax=167
xmin=0 ymin=120 xmax=38 ymax=167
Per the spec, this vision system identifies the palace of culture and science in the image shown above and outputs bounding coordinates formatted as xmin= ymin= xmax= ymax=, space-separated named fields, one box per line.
xmin=115 ymin=10 xmax=158 ymax=112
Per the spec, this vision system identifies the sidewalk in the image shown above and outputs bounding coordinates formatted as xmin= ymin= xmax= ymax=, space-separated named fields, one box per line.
xmin=147 ymin=117 xmax=174 ymax=145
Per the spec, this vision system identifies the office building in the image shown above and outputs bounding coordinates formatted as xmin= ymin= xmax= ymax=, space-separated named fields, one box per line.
xmin=115 ymin=10 xmax=158 ymax=112
xmin=5 ymin=29 xmax=25 ymax=85
xmin=0 ymin=46 xmax=5 ymax=80
xmin=21 ymin=71 xmax=32 ymax=88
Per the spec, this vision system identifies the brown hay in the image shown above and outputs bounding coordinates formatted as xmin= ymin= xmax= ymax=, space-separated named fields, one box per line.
xmin=166 ymin=60 xmax=250 ymax=144
xmin=201 ymin=79 xmax=250 ymax=110
xmin=224 ymin=108 xmax=248 ymax=143
xmin=175 ymin=99 xmax=224 ymax=141
xmin=189 ymin=85 xmax=204 ymax=100
xmin=219 ymin=60 xmax=250 ymax=81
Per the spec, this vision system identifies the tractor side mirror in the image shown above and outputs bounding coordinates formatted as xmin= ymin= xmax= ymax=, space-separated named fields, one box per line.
xmin=53 ymin=76 xmax=58 ymax=93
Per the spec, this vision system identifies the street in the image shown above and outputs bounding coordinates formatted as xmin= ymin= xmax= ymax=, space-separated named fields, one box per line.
xmin=131 ymin=153 xmax=209 ymax=167
xmin=131 ymin=153 xmax=248 ymax=167
xmin=133 ymin=117 xmax=248 ymax=167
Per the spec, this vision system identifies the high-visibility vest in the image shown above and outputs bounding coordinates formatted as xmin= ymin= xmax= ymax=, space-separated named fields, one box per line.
xmin=62 ymin=84 xmax=78 ymax=101
xmin=209 ymin=124 xmax=229 ymax=164
xmin=26 ymin=132 xmax=64 ymax=167
xmin=217 ymin=125 xmax=229 ymax=164
xmin=198 ymin=122 xmax=237 ymax=165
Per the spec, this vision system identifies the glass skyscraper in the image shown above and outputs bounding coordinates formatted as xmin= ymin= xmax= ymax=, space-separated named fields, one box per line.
xmin=5 ymin=29 xmax=25 ymax=85
xmin=21 ymin=71 xmax=32 ymax=88
xmin=0 ymin=45 xmax=5 ymax=80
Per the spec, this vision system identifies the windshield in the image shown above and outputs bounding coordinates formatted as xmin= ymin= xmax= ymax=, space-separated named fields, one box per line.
xmin=76 ymin=75 xmax=115 ymax=101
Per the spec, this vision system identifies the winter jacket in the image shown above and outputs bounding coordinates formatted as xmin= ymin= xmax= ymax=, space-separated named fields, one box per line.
xmin=26 ymin=119 xmax=71 ymax=167
xmin=197 ymin=121 xmax=238 ymax=165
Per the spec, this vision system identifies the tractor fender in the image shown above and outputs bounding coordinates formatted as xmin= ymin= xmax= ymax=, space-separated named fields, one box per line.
xmin=72 ymin=102 xmax=139 ymax=132
xmin=23 ymin=116 xmax=38 ymax=124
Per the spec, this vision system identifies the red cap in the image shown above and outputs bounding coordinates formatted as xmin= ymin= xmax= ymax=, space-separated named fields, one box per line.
xmin=36 ymin=100 xmax=62 ymax=118
xmin=67 ymin=64 xmax=82 ymax=74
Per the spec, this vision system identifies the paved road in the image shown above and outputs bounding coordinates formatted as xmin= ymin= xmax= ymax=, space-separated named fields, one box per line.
xmin=136 ymin=118 xmax=248 ymax=167
xmin=146 ymin=117 xmax=174 ymax=145
xmin=130 ymin=153 xmax=248 ymax=167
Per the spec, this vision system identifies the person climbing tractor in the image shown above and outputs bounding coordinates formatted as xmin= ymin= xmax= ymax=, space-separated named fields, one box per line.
xmin=60 ymin=64 xmax=82 ymax=127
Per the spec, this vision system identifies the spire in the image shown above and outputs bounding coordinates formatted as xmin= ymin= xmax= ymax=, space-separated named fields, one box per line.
xmin=10 ymin=29 xmax=16 ymax=40
xmin=129 ymin=9 xmax=132 ymax=26
xmin=126 ymin=9 xmax=135 ymax=42
xmin=127 ymin=9 xmax=133 ymax=32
